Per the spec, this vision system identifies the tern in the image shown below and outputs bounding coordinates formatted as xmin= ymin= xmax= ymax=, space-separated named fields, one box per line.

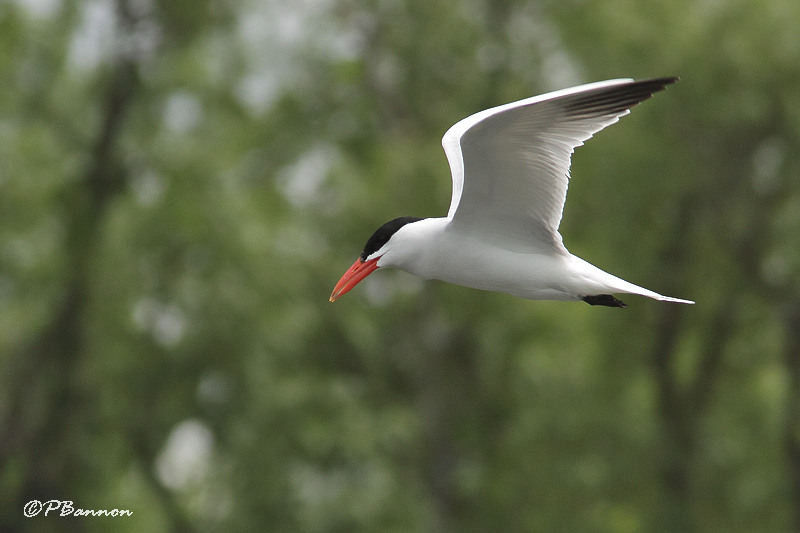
xmin=330 ymin=77 xmax=694 ymax=307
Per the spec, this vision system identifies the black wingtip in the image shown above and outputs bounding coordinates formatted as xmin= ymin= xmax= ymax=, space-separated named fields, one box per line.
xmin=643 ymin=76 xmax=679 ymax=86
xmin=564 ymin=77 xmax=680 ymax=117
xmin=637 ymin=76 xmax=680 ymax=93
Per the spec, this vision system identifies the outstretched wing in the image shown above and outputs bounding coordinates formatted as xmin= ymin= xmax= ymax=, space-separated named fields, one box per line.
xmin=442 ymin=77 xmax=678 ymax=252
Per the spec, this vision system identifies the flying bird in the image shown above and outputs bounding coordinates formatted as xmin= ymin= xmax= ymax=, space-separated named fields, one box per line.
xmin=330 ymin=77 xmax=693 ymax=307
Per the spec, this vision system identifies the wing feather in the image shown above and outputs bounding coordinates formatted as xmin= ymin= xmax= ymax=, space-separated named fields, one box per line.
xmin=442 ymin=77 xmax=678 ymax=253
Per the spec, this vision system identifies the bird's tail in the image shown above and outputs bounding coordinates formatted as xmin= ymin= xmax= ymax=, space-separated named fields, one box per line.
xmin=613 ymin=278 xmax=694 ymax=305
xmin=571 ymin=256 xmax=694 ymax=305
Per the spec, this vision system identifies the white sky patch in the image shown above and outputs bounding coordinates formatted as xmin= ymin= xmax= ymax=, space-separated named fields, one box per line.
xmin=67 ymin=0 xmax=116 ymax=72
xmin=132 ymin=297 xmax=187 ymax=348
xmin=233 ymin=73 xmax=281 ymax=116
xmin=14 ymin=0 xmax=62 ymax=18
xmin=155 ymin=419 xmax=215 ymax=491
xmin=278 ymin=144 xmax=339 ymax=207
xmin=65 ymin=0 xmax=161 ymax=73
xmin=162 ymin=91 xmax=203 ymax=133
xmin=505 ymin=4 xmax=582 ymax=89
xmin=237 ymin=0 xmax=358 ymax=58
xmin=233 ymin=0 xmax=365 ymax=114
xmin=130 ymin=168 xmax=166 ymax=207
xmin=233 ymin=1 xmax=304 ymax=114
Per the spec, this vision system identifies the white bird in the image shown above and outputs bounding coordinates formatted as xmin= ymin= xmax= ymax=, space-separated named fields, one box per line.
xmin=330 ymin=77 xmax=694 ymax=307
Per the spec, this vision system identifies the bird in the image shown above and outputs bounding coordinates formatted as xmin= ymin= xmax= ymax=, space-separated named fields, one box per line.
xmin=330 ymin=77 xmax=694 ymax=308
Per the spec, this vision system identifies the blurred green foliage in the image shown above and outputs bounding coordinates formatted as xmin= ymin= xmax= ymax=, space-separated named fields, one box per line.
xmin=2 ymin=0 xmax=800 ymax=531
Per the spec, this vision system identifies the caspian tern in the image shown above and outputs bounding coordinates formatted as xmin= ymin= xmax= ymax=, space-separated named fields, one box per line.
xmin=330 ymin=77 xmax=694 ymax=307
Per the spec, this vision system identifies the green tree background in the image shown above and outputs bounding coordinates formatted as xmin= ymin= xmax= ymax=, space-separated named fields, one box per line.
xmin=2 ymin=0 xmax=800 ymax=531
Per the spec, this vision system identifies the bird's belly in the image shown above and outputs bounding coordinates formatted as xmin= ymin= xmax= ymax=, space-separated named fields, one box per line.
xmin=416 ymin=246 xmax=582 ymax=301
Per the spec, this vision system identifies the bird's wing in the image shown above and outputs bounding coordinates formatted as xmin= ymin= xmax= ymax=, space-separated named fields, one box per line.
xmin=442 ymin=77 xmax=678 ymax=253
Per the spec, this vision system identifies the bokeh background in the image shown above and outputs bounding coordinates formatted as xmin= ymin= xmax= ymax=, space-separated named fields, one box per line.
xmin=2 ymin=0 xmax=800 ymax=531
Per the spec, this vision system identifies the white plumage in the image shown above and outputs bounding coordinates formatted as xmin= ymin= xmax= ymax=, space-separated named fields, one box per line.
xmin=331 ymin=78 xmax=694 ymax=307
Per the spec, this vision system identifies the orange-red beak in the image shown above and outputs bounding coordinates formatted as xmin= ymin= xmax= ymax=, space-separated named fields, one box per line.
xmin=329 ymin=257 xmax=380 ymax=302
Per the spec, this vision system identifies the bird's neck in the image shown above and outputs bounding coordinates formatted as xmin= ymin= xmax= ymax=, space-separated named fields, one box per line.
xmin=377 ymin=217 xmax=449 ymax=275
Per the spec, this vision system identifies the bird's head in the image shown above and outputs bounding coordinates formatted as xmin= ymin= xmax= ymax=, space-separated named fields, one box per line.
xmin=329 ymin=216 xmax=423 ymax=302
